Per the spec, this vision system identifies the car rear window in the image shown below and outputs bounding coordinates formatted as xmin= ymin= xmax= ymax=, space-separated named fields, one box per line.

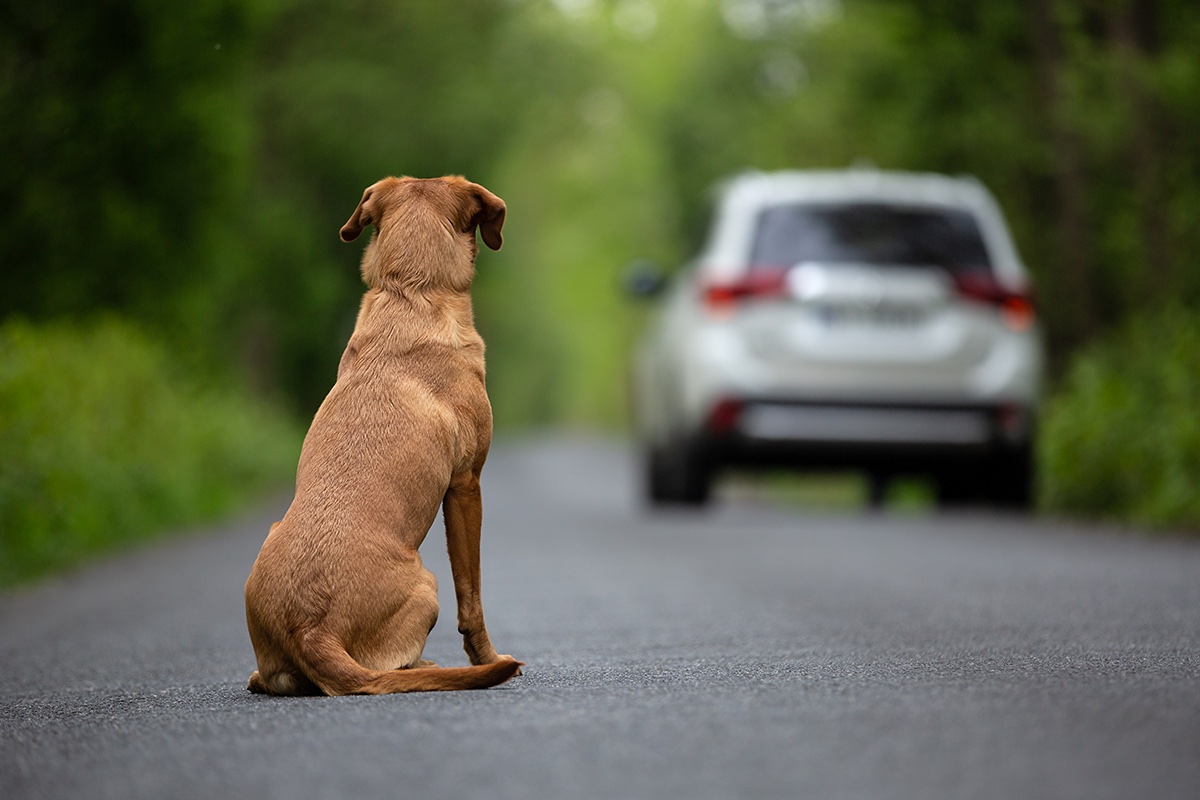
xmin=750 ymin=203 xmax=992 ymax=273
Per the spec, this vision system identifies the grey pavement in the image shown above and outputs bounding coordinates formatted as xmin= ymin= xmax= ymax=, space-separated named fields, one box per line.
xmin=2 ymin=436 xmax=1198 ymax=799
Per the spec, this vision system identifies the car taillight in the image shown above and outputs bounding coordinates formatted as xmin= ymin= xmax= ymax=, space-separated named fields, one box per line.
xmin=706 ymin=399 xmax=744 ymax=435
xmin=702 ymin=271 xmax=788 ymax=317
xmin=994 ymin=402 xmax=1032 ymax=443
xmin=952 ymin=272 xmax=1036 ymax=331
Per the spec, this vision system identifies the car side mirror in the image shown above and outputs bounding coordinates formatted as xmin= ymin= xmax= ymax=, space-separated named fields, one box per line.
xmin=623 ymin=260 xmax=668 ymax=298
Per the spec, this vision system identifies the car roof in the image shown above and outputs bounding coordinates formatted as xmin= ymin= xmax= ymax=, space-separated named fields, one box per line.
xmin=700 ymin=169 xmax=1027 ymax=283
xmin=719 ymin=169 xmax=995 ymax=206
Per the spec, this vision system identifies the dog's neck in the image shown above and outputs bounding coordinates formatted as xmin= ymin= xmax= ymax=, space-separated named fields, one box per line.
xmin=361 ymin=215 xmax=476 ymax=295
xmin=350 ymin=286 xmax=483 ymax=358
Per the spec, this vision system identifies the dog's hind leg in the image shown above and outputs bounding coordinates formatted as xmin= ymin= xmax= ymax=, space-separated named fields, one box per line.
xmin=248 ymin=667 xmax=322 ymax=696
xmin=246 ymin=602 xmax=322 ymax=695
xmin=352 ymin=563 xmax=441 ymax=672
xmin=396 ymin=574 xmax=441 ymax=669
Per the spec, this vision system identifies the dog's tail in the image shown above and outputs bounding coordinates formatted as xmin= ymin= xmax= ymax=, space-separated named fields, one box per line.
xmin=296 ymin=632 xmax=522 ymax=696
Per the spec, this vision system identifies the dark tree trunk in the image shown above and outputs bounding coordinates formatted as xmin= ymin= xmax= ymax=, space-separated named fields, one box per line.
xmin=1108 ymin=1 xmax=1172 ymax=306
xmin=1027 ymin=0 xmax=1097 ymax=342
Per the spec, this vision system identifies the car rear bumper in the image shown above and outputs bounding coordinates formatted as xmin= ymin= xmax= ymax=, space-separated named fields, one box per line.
xmin=701 ymin=399 xmax=1032 ymax=472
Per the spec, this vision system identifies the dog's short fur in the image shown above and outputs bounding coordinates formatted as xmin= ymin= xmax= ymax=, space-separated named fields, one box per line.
xmin=244 ymin=176 xmax=520 ymax=695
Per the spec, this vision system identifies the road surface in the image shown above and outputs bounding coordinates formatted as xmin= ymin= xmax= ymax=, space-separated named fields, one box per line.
xmin=2 ymin=436 xmax=1199 ymax=799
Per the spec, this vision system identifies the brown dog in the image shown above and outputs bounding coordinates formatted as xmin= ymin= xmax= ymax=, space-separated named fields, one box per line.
xmin=243 ymin=176 xmax=521 ymax=695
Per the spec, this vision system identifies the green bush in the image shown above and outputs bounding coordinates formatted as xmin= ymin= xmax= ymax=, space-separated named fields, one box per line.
xmin=1039 ymin=308 xmax=1200 ymax=531
xmin=0 ymin=318 xmax=301 ymax=585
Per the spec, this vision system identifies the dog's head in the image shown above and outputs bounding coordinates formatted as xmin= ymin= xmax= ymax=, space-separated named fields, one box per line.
xmin=339 ymin=176 xmax=505 ymax=291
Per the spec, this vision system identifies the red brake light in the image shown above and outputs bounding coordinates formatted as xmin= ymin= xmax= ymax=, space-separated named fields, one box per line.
xmin=703 ymin=270 xmax=788 ymax=317
xmin=952 ymin=272 xmax=1036 ymax=331
xmin=707 ymin=399 xmax=744 ymax=435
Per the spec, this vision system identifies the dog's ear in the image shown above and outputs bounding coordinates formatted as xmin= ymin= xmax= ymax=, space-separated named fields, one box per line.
xmin=340 ymin=186 xmax=377 ymax=242
xmin=466 ymin=183 xmax=506 ymax=251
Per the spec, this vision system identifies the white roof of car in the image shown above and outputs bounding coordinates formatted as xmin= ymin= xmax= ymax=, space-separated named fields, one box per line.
xmin=700 ymin=169 xmax=1027 ymax=283
xmin=720 ymin=169 xmax=990 ymax=207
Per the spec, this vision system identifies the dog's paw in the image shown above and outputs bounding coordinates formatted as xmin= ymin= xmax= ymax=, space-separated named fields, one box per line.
xmin=497 ymin=655 xmax=522 ymax=677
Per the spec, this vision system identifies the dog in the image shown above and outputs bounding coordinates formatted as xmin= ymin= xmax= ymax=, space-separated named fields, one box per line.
xmin=243 ymin=175 xmax=521 ymax=695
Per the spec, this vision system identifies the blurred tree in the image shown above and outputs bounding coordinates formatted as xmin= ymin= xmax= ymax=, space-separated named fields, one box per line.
xmin=0 ymin=0 xmax=265 ymax=349
xmin=3 ymin=0 xmax=1198 ymax=427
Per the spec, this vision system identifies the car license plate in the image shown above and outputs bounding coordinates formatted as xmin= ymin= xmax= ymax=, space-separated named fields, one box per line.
xmin=812 ymin=304 xmax=927 ymax=328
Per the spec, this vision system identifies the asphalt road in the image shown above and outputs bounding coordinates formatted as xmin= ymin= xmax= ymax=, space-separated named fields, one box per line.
xmin=2 ymin=436 xmax=1199 ymax=800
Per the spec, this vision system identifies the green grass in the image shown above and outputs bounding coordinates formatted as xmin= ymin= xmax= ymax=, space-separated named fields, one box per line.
xmin=725 ymin=471 xmax=936 ymax=512
xmin=0 ymin=318 xmax=301 ymax=586
xmin=1038 ymin=307 xmax=1200 ymax=532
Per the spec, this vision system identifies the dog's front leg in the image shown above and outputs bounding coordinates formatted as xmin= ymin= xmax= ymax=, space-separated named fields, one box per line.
xmin=443 ymin=473 xmax=514 ymax=670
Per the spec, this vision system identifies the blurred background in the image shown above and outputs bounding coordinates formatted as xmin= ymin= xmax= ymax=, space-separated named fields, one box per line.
xmin=3 ymin=0 xmax=1200 ymax=583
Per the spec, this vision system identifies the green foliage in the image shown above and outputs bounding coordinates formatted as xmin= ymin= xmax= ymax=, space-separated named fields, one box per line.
xmin=3 ymin=0 xmax=1200 ymax=545
xmin=8 ymin=0 xmax=1198 ymax=426
xmin=1039 ymin=308 xmax=1200 ymax=531
xmin=0 ymin=0 xmax=265 ymax=334
xmin=0 ymin=320 xmax=300 ymax=585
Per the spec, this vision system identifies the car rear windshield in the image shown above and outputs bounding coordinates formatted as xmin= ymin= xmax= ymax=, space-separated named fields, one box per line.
xmin=750 ymin=203 xmax=992 ymax=273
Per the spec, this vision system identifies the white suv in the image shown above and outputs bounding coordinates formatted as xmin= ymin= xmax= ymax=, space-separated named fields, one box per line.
xmin=629 ymin=169 xmax=1044 ymax=508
